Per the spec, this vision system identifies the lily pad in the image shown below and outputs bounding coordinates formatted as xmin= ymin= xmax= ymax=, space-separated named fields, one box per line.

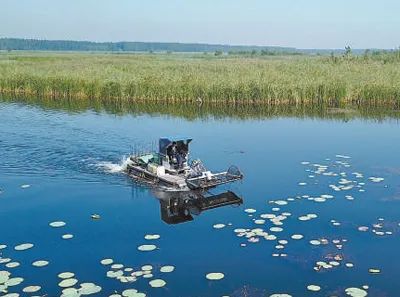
xmin=0 ymin=258 xmax=11 ymax=264
xmin=206 ymin=272 xmax=224 ymax=280
xmin=144 ymin=234 xmax=160 ymax=240
xmin=149 ymin=279 xmax=166 ymax=288
xmin=100 ymin=259 xmax=113 ymax=265
xmin=244 ymin=208 xmax=256 ymax=214
xmin=5 ymin=262 xmax=20 ymax=268
xmin=78 ymin=284 xmax=102 ymax=295
xmin=138 ymin=245 xmax=157 ymax=252
xmin=58 ymin=278 xmax=78 ymax=288
xmin=291 ymin=234 xmax=304 ymax=240
xmin=270 ymin=227 xmax=283 ymax=232
xmin=49 ymin=221 xmax=66 ymax=228
xmin=0 ymin=270 xmax=11 ymax=284
xmin=122 ymin=289 xmax=138 ymax=297
xmin=111 ymin=264 xmax=124 ymax=269
xmin=5 ymin=277 xmax=24 ymax=286
xmin=22 ymin=286 xmax=41 ymax=293
xmin=368 ymin=268 xmax=381 ymax=274
xmin=141 ymin=265 xmax=153 ymax=271
xmin=58 ymin=272 xmax=75 ymax=279
xmin=14 ymin=243 xmax=34 ymax=251
xmin=62 ymin=234 xmax=74 ymax=240
xmin=213 ymin=224 xmax=226 ymax=229
xmin=307 ymin=285 xmax=321 ymax=292
xmin=345 ymin=287 xmax=368 ymax=297
xmin=32 ymin=260 xmax=49 ymax=267
xmin=143 ymin=273 xmax=153 ymax=279
xmin=309 ymin=240 xmax=321 ymax=246
xmin=160 ymin=265 xmax=175 ymax=273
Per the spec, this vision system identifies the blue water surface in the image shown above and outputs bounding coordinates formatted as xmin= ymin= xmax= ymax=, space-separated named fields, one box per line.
xmin=0 ymin=101 xmax=400 ymax=297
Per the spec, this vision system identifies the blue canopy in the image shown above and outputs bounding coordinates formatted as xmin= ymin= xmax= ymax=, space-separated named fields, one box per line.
xmin=159 ymin=137 xmax=192 ymax=155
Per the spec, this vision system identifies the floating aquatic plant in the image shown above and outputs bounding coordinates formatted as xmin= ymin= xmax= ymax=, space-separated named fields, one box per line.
xmin=122 ymin=289 xmax=140 ymax=297
xmin=309 ymin=240 xmax=321 ymax=246
xmin=160 ymin=265 xmax=175 ymax=273
xmin=22 ymin=285 xmax=41 ymax=293
xmin=368 ymin=268 xmax=381 ymax=274
xmin=138 ymin=245 xmax=157 ymax=252
xmin=5 ymin=277 xmax=24 ymax=286
xmin=78 ymin=283 xmax=102 ymax=295
xmin=144 ymin=234 xmax=160 ymax=240
xmin=49 ymin=221 xmax=66 ymax=228
xmin=369 ymin=177 xmax=384 ymax=183
xmin=14 ymin=243 xmax=33 ymax=251
xmin=206 ymin=272 xmax=224 ymax=280
xmin=141 ymin=265 xmax=152 ymax=271
xmin=345 ymin=287 xmax=367 ymax=297
xmin=59 ymin=278 xmax=78 ymax=288
xmin=149 ymin=279 xmax=166 ymax=288
xmin=244 ymin=208 xmax=256 ymax=214
xmin=32 ymin=260 xmax=49 ymax=267
xmin=58 ymin=272 xmax=75 ymax=279
xmin=100 ymin=259 xmax=113 ymax=265
xmin=0 ymin=258 xmax=11 ymax=264
xmin=5 ymin=262 xmax=19 ymax=268
xmin=307 ymin=285 xmax=321 ymax=292
xmin=213 ymin=223 xmax=226 ymax=229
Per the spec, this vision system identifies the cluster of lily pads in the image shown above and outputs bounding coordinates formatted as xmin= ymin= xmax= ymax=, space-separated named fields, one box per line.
xmin=211 ymin=154 xmax=392 ymax=296
xmin=0 ymin=243 xmax=43 ymax=296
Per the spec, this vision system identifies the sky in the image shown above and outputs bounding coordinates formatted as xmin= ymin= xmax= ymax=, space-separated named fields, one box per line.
xmin=1 ymin=0 xmax=399 ymax=49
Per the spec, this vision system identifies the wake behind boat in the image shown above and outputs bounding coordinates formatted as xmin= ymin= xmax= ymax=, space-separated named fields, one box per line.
xmin=126 ymin=137 xmax=243 ymax=191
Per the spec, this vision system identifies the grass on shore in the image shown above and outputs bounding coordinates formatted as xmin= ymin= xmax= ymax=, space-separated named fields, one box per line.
xmin=0 ymin=51 xmax=399 ymax=105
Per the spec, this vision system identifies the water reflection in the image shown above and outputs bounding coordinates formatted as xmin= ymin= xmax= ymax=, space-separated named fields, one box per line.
xmin=1 ymin=95 xmax=400 ymax=121
xmin=153 ymin=189 xmax=243 ymax=224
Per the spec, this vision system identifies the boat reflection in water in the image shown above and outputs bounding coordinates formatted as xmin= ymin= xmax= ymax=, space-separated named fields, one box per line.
xmin=152 ymin=189 xmax=243 ymax=224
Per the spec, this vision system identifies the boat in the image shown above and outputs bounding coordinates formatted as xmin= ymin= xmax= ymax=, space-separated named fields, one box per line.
xmin=126 ymin=137 xmax=243 ymax=191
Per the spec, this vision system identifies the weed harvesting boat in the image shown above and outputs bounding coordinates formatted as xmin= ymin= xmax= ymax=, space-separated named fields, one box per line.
xmin=127 ymin=137 xmax=243 ymax=191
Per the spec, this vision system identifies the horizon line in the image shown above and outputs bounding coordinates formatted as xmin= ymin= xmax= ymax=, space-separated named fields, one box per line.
xmin=1 ymin=36 xmax=398 ymax=51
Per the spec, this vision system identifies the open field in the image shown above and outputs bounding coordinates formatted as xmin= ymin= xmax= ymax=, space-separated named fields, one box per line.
xmin=1 ymin=51 xmax=400 ymax=105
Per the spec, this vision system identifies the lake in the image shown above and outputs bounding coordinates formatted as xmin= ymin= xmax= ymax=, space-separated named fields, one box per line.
xmin=0 ymin=99 xmax=400 ymax=297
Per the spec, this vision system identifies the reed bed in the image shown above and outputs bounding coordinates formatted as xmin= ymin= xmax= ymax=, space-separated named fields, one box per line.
xmin=0 ymin=52 xmax=399 ymax=105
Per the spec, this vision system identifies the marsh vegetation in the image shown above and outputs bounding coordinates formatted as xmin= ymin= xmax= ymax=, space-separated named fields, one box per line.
xmin=0 ymin=50 xmax=399 ymax=105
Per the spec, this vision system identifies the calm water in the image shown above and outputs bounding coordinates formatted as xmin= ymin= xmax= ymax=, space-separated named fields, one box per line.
xmin=1 ymin=100 xmax=400 ymax=297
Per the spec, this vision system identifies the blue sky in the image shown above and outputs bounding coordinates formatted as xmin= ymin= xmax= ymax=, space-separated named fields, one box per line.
xmin=1 ymin=0 xmax=399 ymax=49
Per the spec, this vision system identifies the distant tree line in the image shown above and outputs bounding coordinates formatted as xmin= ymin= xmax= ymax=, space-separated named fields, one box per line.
xmin=0 ymin=38 xmax=296 ymax=53
xmin=227 ymin=49 xmax=303 ymax=56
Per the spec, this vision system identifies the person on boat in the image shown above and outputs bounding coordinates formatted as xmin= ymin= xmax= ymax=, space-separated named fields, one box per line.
xmin=177 ymin=146 xmax=187 ymax=168
xmin=167 ymin=142 xmax=178 ymax=164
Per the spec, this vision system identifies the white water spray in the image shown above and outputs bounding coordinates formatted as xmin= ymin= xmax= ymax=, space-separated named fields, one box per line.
xmin=96 ymin=156 xmax=133 ymax=174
